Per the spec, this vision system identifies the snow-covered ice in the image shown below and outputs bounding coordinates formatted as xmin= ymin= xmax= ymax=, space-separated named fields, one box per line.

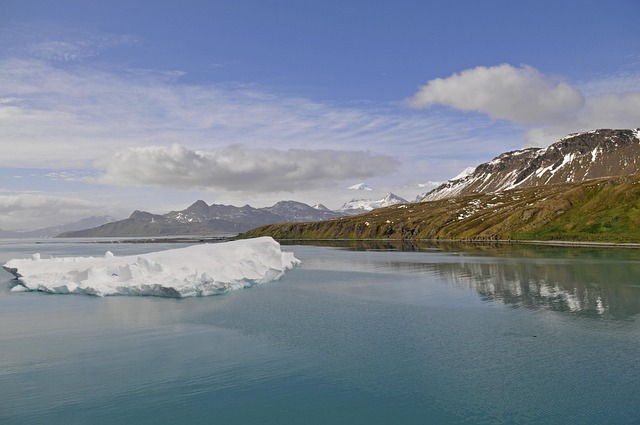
xmin=2 ymin=237 xmax=300 ymax=297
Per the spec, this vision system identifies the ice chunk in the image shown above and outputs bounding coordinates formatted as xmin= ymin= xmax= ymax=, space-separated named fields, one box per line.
xmin=2 ymin=237 xmax=300 ymax=298
xmin=10 ymin=285 xmax=29 ymax=292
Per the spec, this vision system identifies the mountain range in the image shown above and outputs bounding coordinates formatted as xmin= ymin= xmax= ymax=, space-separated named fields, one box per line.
xmin=58 ymin=192 xmax=410 ymax=238
xmin=241 ymin=172 xmax=640 ymax=242
xmin=47 ymin=128 xmax=640 ymax=241
xmin=58 ymin=200 xmax=344 ymax=237
xmin=242 ymin=128 xmax=640 ymax=243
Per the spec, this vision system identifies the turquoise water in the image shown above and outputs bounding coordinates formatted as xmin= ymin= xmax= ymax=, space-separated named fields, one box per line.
xmin=1 ymin=239 xmax=640 ymax=424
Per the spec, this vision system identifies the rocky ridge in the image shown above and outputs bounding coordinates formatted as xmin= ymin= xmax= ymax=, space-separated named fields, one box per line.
xmin=423 ymin=129 xmax=640 ymax=201
xmin=59 ymin=200 xmax=343 ymax=237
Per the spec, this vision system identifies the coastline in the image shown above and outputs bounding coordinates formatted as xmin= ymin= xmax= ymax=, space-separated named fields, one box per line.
xmin=261 ymin=237 xmax=640 ymax=249
xmin=28 ymin=234 xmax=640 ymax=249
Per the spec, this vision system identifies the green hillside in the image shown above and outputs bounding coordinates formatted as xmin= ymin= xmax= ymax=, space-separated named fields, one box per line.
xmin=240 ymin=174 xmax=640 ymax=243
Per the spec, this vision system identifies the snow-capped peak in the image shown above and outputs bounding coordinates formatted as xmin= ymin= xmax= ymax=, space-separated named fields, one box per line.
xmin=348 ymin=183 xmax=373 ymax=191
xmin=451 ymin=166 xmax=477 ymax=181
xmin=339 ymin=193 xmax=408 ymax=214
xmin=421 ymin=128 xmax=640 ymax=202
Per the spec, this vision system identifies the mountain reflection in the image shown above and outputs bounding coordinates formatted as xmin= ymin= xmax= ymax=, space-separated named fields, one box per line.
xmin=305 ymin=240 xmax=640 ymax=320
xmin=429 ymin=259 xmax=640 ymax=319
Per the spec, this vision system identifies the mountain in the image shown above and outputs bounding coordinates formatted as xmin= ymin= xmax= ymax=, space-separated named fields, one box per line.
xmin=264 ymin=201 xmax=342 ymax=221
xmin=422 ymin=129 xmax=640 ymax=201
xmin=240 ymin=128 xmax=640 ymax=243
xmin=348 ymin=183 xmax=373 ymax=191
xmin=0 ymin=216 xmax=117 ymax=239
xmin=451 ymin=167 xmax=476 ymax=180
xmin=58 ymin=200 xmax=343 ymax=238
xmin=240 ymin=173 xmax=640 ymax=243
xmin=339 ymin=193 xmax=408 ymax=215
xmin=408 ymin=180 xmax=442 ymax=202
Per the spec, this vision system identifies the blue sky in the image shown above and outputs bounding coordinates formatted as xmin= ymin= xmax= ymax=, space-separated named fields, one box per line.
xmin=1 ymin=0 xmax=639 ymax=230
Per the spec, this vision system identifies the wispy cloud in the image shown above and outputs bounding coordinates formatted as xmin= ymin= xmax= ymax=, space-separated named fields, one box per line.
xmin=44 ymin=170 xmax=97 ymax=181
xmin=28 ymin=34 xmax=138 ymax=62
xmin=577 ymin=71 xmax=640 ymax=96
xmin=10 ymin=27 xmax=639 ymax=213
xmin=0 ymin=57 xmax=516 ymax=178
xmin=1 ymin=22 xmax=139 ymax=63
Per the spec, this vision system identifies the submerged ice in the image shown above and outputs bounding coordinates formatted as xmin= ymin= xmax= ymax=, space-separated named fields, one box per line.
xmin=2 ymin=237 xmax=300 ymax=297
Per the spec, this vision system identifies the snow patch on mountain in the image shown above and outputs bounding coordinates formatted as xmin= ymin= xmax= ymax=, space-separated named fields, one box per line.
xmin=348 ymin=183 xmax=373 ymax=191
xmin=421 ymin=128 xmax=640 ymax=202
xmin=340 ymin=193 xmax=408 ymax=214
xmin=452 ymin=167 xmax=477 ymax=180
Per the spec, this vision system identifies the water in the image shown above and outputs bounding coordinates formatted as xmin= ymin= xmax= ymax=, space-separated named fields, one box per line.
xmin=1 ymin=239 xmax=640 ymax=424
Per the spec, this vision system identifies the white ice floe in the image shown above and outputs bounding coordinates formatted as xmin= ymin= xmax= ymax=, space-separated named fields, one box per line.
xmin=2 ymin=237 xmax=300 ymax=297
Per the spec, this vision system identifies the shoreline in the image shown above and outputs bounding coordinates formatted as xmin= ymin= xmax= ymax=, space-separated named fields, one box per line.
xmin=35 ymin=235 xmax=235 ymax=244
xmin=264 ymin=237 xmax=640 ymax=249
xmin=26 ymin=235 xmax=640 ymax=249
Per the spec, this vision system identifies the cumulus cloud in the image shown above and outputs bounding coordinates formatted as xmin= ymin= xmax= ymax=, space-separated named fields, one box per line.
xmin=407 ymin=64 xmax=585 ymax=125
xmin=94 ymin=144 xmax=401 ymax=192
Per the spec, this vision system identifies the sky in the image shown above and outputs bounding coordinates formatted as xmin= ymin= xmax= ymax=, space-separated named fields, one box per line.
xmin=1 ymin=0 xmax=640 ymax=230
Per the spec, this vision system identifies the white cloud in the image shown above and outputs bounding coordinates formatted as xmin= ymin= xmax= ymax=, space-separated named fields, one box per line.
xmin=14 ymin=25 xmax=140 ymax=62
xmin=29 ymin=38 xmax=129 ymax=62
xmin=407 ymin=64 xmax=585 ymax=125
xmin=577 ymin=71 xmax=640 ymax=96
xmin=94 ymin=144 xmax=401 ymax=192
xmin=0 ymin=57 xmax=516 ymax=180
xmin=0 ymin=194 xmax=103 ymax=230
xmin=525 ymin=91 xmax=640 ymax=146
xmin=582 ymin=92 xmax=640 ymax=126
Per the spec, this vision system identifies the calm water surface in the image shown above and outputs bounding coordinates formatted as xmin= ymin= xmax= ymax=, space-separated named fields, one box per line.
xmin=1 ymin=239 xmax=640 ymax=424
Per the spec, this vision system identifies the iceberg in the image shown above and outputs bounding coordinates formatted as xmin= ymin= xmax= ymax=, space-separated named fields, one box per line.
xmin=2 ymin=237 xmax=300 ymax=297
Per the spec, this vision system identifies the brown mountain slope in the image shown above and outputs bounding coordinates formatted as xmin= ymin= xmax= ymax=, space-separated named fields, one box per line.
xmin=422 ymin=128 xmax=640 ymax=201
xmin=240 ymin=174 xmax=640 ymax=243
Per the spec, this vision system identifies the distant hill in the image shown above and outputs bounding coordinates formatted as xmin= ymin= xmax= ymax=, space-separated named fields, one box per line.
xmin=58 ymin=200 xmax=343 ymax=237
xmin=422 ymin=129 xmax=640 ymax=201
xmin=0 ymin=216 xmax=116 ymax=239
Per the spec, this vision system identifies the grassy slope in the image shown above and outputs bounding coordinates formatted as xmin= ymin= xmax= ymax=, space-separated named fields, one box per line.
xmin=240 ymin=174 xmax=640 ymax=243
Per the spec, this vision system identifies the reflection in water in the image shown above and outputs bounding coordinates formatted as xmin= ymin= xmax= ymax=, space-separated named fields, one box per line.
xmin=430 ymin=259 xmax=640 ymax=319
xmin=324 ymin=241 xmax=640 ymax=320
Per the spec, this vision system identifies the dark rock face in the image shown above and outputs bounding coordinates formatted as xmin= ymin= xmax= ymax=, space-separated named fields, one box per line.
xmin=60 ymin=200 xmax=344 ymax=237
xmin=423 ymin=129 xmax=640 ymax=201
